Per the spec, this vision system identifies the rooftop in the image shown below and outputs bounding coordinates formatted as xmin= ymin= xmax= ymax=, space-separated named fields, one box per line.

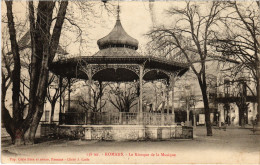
xmin=97 ymin=6 xmax=139 ymax=51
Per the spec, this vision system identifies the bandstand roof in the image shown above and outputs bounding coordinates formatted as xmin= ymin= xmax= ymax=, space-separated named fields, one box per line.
xmin=50 ymin=55 xmax=189 ymax=82
xmin=50 ymin=7 xmax=189 ymax=83
xmin=97 ymin=19 xmax=139 ymax=50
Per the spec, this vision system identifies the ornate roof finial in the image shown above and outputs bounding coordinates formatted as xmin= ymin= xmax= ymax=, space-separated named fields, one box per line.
xmin=97 ymin=0 xmax=139 ymax=50
xmin=117 ymin=3 xmax=120 ymax=21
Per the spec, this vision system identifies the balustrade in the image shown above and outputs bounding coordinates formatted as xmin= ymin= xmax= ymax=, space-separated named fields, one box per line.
xmin=59 ymin=112 xmax=176 ymax=125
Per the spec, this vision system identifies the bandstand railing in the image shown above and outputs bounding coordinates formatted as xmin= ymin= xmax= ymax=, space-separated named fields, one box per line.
xmin=59 ymin=112 xmax=175 ymax=125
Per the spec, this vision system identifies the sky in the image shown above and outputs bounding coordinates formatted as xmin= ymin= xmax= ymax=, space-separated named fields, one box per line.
xmin=3 ymin=1 xmax=256 ymax=56
xmin=63 ymin=1 xmax=178 ymax=56
xmin=1 ymin=1 xmax=258 ymax=57
xmin=1 ymin=1 xmax=187 ymax=56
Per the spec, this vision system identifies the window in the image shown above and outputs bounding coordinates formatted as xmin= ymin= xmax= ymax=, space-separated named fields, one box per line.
xmin=224 ymin=78 xmax=230 ymax=96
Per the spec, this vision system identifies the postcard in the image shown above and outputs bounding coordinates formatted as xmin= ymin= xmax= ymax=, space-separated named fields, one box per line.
xmin=1 ymin=0 xmax=260 ymax=164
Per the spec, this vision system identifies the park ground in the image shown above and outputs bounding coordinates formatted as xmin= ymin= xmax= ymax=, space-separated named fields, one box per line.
xmin=1 ymin=126 xmax=260 ymax=164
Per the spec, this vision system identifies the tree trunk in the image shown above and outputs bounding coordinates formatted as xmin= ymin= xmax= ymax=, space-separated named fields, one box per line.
xmin=27 ymin=2 xmax=55 ymax=143
xmin=28 ymin=44 xmax=50 ymax=143
xmin=5 ymin=1 xmax=28 ymax=144
xmin=14 ymin=129 xmax=25 ymax=145
xmin=50 ymin=101 xmax=56 ymax=123
xmin=4 ymin=1 xmax=68 ymax=144
xmin=29 ymin=68 xmax=49 ymax=143
xmin=2 ymin=107 xmax=15 ymax=144
xmin=198 ymin=79 xmax=212 ymax=136
xmin=256 ymin=59 xmax=260 ymax=128
xmin=254 ymin=35 xmax=260 ymax=131
xmin=256 ymin=32 xmax=260 ymax=128
xmin=5 ymin=0 xmax=23 ymax=129
xmin=238 ymin=105 xmax=245 ymax=127
xmin=27 ymin=1 xmax=42 ymax=127
xmin=28 ymin=107 xmax=42 ymax=143
xmin=1 ymin=75 xmax=15 ymax=142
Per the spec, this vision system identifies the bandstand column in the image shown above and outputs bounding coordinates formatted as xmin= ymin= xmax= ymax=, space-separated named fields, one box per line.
xmin=139 ymin=65 xmax=144 ymax=125
xmin=166 ymin=83 xmax=170 ymax=124
xmin=161 ymin=87 xmax=165 ymax=125
xmin=170 ymin=75 xmax=176 ymax=124
xmin=59 ymin=76 xmax=63 ymax=124
xmin=87 ymin=66 xmax=92 ymax=125
xmin=68 ymin=78 xmax=71 ymax=112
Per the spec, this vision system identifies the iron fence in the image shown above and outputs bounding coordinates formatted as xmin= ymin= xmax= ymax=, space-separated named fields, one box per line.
xmin=59 ymin=112 xmax=176 ymax=125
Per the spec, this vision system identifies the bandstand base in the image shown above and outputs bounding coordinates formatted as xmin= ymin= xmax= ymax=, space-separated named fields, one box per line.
xmin=57 ymin=125 xmax=193 ymax=140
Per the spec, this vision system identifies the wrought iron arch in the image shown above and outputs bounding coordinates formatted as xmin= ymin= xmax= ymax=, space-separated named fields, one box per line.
xmin=143 ymin=69 xmax=173 ymax=84
xmin=88 ymin=64 xmax=140 ymax=82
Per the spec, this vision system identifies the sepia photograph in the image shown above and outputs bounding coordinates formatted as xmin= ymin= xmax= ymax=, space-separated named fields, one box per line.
xmin=1 ymin=0 xmax=260 ymax=164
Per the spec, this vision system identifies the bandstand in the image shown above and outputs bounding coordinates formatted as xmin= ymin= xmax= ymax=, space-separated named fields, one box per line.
xmin=50 ymin=7 xmax=192 ymax=140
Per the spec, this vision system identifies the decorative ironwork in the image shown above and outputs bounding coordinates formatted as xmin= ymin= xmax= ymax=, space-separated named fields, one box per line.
xmin=79 ymin=65 xmax=92 ymax=79
xmin=90 ymin=64 xmax=140 ymax=76
xmin=144 ymin=68 xmax=172 ymax=78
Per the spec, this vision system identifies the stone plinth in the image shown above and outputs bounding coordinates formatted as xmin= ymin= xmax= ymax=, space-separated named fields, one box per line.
xmin=83 ymin=125 xmax=145 ymax=141
xmin=57 ymin=125 xmax=193 ymax=140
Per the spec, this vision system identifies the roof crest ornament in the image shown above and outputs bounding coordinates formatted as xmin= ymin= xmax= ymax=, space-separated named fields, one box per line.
xmin=97 ymin=1 xmax=139 ymax=50
xmin=117 ymin=3 xmax=120 ymax=21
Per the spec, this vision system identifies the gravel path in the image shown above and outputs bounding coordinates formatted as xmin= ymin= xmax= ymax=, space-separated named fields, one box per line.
xmin=1 ymin=127 xmax=259 ymax=164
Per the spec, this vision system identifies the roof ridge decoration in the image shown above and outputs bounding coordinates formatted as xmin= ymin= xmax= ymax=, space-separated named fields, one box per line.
xmin=97 ymin=5 xmax=139 ymax=50
xmin=117 ymin=4 xmax=120 ymax=21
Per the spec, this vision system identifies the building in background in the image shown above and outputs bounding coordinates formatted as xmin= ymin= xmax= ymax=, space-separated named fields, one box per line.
xmin=216 ymin=69 xmax=257 ymax=126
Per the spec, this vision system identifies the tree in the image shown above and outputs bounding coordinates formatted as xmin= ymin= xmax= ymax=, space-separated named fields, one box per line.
xmin=212 ymin=2 xmax=260 ymax=128
xmin=235 ymin=79 xmax=249 ymax=127
xmin=147 ymin=2 xmax=227 ymax=136
xmin=1 ymin=25 xmax=40 ymax=143
xmin=77 ymin=81 xmax=107 ymax=112
xmin=46 ymin=74 xmax=70 ymax=123
xmin=4 ymin=1 xmax=68 ymax=144
xmin=2 ymin=40 xmax=15 ymax=143
xmin=108 ymin=83 xmax=138 ymax=112
xmin=150 ymin=81 xmax=167 ymax=112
